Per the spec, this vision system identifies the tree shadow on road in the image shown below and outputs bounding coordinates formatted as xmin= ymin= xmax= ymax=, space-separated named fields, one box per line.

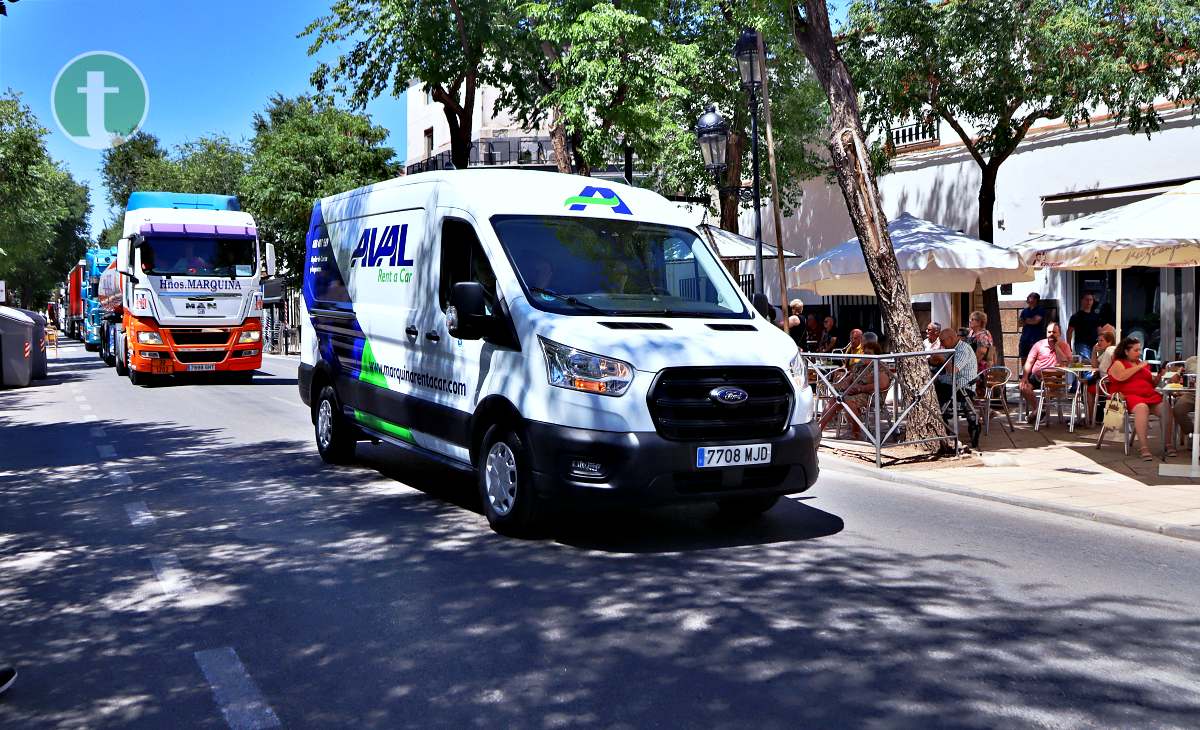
xmin=1 ymin=416 xmax=1200 ymax=728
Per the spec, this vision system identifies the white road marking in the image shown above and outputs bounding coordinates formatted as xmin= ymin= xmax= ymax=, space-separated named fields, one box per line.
xmin=194 ymin=647 xmax=281 ymax=730
xmin=74 ymin=395 xmax=87 ymax=402
xmin=96 ymin=444 xmax=116 ymax=458
xmin=90 ymin=427 xmax=107 ymax=439
xmin=111 ymin=472 xmax=133 ymax=487
xmin=149 ymin=554 xmax=196 ymax=596
xmin=78 ymin=404 xmax=92 ymax=412
xmin=124 ymin=501 xmax=155 ymax=526
xmin=270 ymin=396 xmax=305 ymax=408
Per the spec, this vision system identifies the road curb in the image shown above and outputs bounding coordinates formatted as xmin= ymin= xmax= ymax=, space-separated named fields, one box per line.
xmin=822 ymin=453 xmax=1200 ymax=543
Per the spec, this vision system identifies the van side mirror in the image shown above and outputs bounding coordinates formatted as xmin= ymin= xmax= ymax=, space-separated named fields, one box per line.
xmin=265 ymin=242 xmax=277 ymax=277
xmin=447 ymin=282 xmax=491 ymax=340
xmin=116 ymin=238 xmax=132 ymax=275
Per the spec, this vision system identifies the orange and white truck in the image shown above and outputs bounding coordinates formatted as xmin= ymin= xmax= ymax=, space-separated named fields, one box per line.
xmin=103 ymin=192 xmax=276 ymax=385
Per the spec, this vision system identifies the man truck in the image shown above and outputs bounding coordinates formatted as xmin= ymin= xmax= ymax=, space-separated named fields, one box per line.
xmin=103 ymin=192 xmax=275 ymax=385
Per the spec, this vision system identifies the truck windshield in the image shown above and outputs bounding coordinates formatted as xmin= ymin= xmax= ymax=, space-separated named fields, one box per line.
xmin=491 ymin=215 xmax=750 ymax=318
xmin=141 ymin=236 xmax=256 ymax=277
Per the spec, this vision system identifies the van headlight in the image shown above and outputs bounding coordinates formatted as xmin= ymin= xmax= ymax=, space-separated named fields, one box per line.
xmin=789 ymin=351 xmax=808 ymax=391
xmin=137 ymin=331 xmax=163 ymax=345
xmin=238 ymin=330 xmax=261 ymax=343
xmin=539 ymin=336 xmax=633 ymax=396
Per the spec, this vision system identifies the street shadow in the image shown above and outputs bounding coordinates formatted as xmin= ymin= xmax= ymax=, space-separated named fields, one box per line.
xmin=3 ymin=412 xmax=1200 ymax=727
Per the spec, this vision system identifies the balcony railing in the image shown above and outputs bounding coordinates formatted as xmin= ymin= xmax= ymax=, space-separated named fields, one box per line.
xmin=889 ymin=120 xmax=940 ymax=150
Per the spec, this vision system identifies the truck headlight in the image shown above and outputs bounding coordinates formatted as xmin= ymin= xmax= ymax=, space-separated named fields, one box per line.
xmin=237 ymin=330 xmax=261 ymax=343
xmin=789 ymin=351 xmax=808 ymax=391
xmin=539 ymin=336 xmax=633 ymax=396
xmin=137 ymin=331 xmax=163 ymax=345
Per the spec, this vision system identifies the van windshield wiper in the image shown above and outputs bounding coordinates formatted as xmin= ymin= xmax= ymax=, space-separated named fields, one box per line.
xmin=528 ymin=287 xmax=608 ymax=314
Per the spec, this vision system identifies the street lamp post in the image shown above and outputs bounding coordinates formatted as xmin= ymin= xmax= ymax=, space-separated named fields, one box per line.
xmin=735 ymin=28 xmax=765 ymax=297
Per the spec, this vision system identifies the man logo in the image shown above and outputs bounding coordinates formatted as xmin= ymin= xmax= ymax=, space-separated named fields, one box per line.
xmin=564 ymin=186 xmax=632 ymax=215
xmin=51 ymin=51 xmax=149 ymax=150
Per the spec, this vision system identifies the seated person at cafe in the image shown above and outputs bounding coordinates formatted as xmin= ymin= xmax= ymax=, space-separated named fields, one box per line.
xmin=1108 ymin=336 xmax=1175 ymax=460
xmin=1169 ymin=356 xmax=1198 ymax=444
xmin=1087 ymin=329 xmax=1117 ymax=419
xmin=817 ymin=340 xmax=889 ymax=440
xmin=934 ymin=328 xmax=981 ymax=449
xmin=846 ymin=329 xmax=865 ymax=358
xmin=1019 ymin=322 xmax=1073 ymax=415
xmin=817 ymin=316 xmax=839 ymax=352
xmin=923 ymin=322 xmax=942 ymax=351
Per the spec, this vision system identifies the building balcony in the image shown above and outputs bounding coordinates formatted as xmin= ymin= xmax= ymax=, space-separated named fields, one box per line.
xmin=889 ymin=120 xmax=940 ymax=152
xmin=406 ymin=137 xmax=558 ymax=175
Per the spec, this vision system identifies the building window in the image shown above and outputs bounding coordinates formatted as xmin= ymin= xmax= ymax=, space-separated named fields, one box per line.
xmin=424 ymin=128 xmax=434 ymax=158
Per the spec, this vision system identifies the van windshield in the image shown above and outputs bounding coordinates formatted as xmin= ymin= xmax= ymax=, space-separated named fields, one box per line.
xmin=491 ymin=215 xmax=750 ymax=318
xmin=141 ymin=236 xmax=257 ymax=277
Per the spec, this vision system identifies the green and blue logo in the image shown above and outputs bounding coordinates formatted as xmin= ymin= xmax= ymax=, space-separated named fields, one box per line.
xmin=51 ymin=51 xmax=149 ymax=150
xmin=564 ymin=186 xmax=632 ymax=215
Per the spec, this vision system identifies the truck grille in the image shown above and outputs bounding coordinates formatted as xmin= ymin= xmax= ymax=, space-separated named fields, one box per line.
xmin=174 ymin=350 xmax=226 ymax=364
xmin=167 ymin=329 xmax=231 ymax=346
xmin=647 ymin=367 xmax=793 ymax=441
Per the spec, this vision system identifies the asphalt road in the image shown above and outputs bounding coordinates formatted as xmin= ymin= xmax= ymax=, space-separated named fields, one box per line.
xmin=3 ymin=340 xmax=1200 ymax=729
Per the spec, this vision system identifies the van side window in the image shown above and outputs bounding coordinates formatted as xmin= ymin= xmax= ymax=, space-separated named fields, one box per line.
xmin=439 ymin=219 xmax=496 ymax=311
xmin=309 ymin=224 xmax=351 ymax=304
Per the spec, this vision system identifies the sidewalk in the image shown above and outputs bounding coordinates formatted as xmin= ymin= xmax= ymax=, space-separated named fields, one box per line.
xmin=822 ymin=410 xmax=1200 ymax=542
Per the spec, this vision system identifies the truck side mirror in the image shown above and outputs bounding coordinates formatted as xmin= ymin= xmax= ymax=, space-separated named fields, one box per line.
xmin=116 ymin=238 xmax=132 ymax=275
xmin=265 ymin=242 xmax=277 ymax=277
xmin=447 ymin=282 xmax=491 ymax=340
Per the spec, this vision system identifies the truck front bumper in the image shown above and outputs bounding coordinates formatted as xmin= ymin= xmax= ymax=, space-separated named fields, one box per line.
xmin=524 ymin=420 xmax=821 ymax=507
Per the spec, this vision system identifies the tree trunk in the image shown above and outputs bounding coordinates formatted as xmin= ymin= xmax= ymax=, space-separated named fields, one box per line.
xmin=549 ymin=108 xmax=572 ymax=175
xmin=793 ymin=0 xmax=946 ymax=451
xmin=569 ymin=130 xmax=591 ymax=176
xmin=977 ymin=164 xmax=1005 ymax=365
xmin=719 ymin=130 xmax=745 ymax=233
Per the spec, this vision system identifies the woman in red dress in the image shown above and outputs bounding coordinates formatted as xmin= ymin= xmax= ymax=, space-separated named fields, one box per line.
xmin=1107 ymin=336 xmax=1174 ymax=460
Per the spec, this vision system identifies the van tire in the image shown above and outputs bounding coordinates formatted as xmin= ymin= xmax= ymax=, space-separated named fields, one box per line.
xmin=478 ymin=425 xmax=543 ymax=537
xmin=716 ymin=494 xmax=780 ymax=520
xmin=315 ymin=385 xmax=357 ymax=464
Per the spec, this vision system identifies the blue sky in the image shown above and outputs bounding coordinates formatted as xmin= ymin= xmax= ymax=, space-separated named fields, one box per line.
xmin=0 ymin=0 xmax=408 ymax=237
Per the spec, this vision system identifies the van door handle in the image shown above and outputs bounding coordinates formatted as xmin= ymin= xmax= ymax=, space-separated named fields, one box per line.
xmin=405 ymin=325 xmax=418 ymax=339
xmin=425 ymin=331 xmax=441 ymax=344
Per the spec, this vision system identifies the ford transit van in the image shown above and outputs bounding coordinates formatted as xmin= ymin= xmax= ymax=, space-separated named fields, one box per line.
xmin=299 ymin=170 xmax=819 ymax=535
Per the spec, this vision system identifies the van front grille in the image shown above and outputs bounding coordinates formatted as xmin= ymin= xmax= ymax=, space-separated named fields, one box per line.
xmin=647 ymin=366 xmax=793 ymax=441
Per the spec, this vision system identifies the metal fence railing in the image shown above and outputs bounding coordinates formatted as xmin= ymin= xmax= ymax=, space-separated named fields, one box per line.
xmin=801 ymin=350 xmax=961 ymax=467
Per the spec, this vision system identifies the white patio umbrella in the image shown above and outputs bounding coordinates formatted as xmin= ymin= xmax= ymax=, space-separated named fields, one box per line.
xmin=1011 ymin=180 xmax=1200 ymax=478
xmin=787 ymin=212 xmax=1034 ymax=295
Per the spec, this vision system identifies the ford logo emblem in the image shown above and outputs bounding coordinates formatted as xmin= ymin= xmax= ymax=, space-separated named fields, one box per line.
xmin=710 ymin=386 xmax=749 ymax=405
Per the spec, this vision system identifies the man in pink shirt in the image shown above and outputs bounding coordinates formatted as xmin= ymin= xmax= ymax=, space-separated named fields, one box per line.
xmin=1019 ymin=322 xmax=1073 ymax=414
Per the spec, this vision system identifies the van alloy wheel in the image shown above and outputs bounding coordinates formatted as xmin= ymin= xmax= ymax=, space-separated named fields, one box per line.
xmin=484 ymin=442 xmax=518 ymax=516
xmin=317 ymin=399 xmax=334 ymax=451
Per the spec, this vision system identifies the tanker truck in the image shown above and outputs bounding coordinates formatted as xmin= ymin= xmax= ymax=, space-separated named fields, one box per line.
xmin=106 ymin=192 xmax=275 ymax=385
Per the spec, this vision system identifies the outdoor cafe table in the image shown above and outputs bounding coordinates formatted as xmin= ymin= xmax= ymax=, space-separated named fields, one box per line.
xmin=1158 ymin=384 xmax=1195 ymax=460
xmin=1063 ymin=365 xmax=1098 ymax=431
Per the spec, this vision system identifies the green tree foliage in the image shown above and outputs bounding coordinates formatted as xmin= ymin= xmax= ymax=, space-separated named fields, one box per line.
xmin=841 ymin=0 xmax=1200 ymax=356
xmin=843 ymin=0 xmax=1200 ymax=242
xmin=100 ymin=131 xmax=166 ymax=210
xmin=240 ymin=95 xmax=397 ymax=284
xmin=0 ymin=93 xmax=90 ymax=306
xmin=304 ymin=0 xmax=522 ymax=169
xmin=136 ymin=136 xmax=249 ymax=196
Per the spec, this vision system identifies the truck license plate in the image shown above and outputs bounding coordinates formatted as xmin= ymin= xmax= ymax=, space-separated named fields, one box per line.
xmin=186 ymin=364 xmax=216 ymax=372
xmin=696 ymin=444 xmax=772 ymax=469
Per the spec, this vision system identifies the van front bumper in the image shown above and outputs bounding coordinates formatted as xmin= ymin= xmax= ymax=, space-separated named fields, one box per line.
xmin=524 ymin=420 xmax=820 ymax=507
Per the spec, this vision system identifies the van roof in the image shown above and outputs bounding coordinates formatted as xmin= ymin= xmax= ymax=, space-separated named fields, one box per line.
xmin=320 ymin=169 xmax=696 ymax=228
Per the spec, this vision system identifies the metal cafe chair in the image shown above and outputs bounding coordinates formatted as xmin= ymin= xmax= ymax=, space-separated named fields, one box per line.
xmin=1033 ymin=367 xmax=1085 ymax=432
xmin=978 ymin=365 xmax=1015 ymax=435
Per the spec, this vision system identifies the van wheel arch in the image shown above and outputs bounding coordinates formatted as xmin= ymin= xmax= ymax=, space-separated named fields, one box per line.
xmin=469 ymin=396 xmax=524 ymax=465
xmin=309 ymin=363 xmax=336 ymax=425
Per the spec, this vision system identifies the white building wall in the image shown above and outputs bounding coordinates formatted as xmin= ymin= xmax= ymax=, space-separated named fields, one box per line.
xmin=749 ymin=107 xmax=1200 ymax=324
xmin=404 ymin=82 xmax=549 ymax=167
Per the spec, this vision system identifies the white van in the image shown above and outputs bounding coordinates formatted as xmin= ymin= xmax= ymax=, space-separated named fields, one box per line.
xmin=299 ymin=170 xmax=818 ymax=534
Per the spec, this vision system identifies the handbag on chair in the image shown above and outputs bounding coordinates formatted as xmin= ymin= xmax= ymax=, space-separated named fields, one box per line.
xmin=1102 ymin=395 xmax=1127 ymax=430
